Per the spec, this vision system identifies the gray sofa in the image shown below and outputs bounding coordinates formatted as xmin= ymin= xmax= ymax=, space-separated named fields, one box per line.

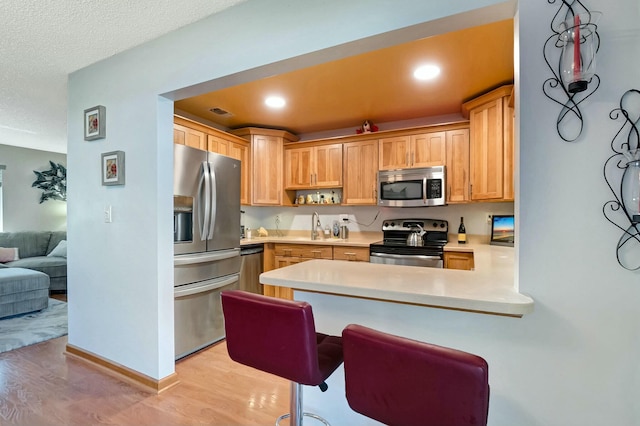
xmin=0 ymin=231 xmax=67 ymax=292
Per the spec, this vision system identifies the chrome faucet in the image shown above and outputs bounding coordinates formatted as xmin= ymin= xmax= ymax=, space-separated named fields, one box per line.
xmin=311 ymin=211 xmax=322 ymax=240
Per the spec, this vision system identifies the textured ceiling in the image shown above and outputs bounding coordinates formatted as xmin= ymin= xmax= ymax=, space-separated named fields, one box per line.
xmin=0 ymin=0 xmax=247 ymax=154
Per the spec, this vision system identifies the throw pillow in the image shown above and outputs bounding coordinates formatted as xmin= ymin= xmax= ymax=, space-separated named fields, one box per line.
xmin=0 ymin=247 xmax=19 ymax=263
xmin=48 ymin=240 xmax=67 ymax=258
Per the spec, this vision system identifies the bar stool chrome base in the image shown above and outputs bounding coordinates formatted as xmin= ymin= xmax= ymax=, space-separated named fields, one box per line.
xmin=275 ymin=382 xmax=331 ymax=426
xmin=276 ymin=412 xmax=330 ymax=426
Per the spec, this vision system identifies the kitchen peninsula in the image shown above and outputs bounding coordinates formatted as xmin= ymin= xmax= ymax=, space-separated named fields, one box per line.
xmin=259 ymin=241 xmax=533 ymax=317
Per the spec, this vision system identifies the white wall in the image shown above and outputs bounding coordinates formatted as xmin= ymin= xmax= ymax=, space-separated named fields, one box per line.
xmin=66 ymin=0 xmax=640 ymax=424
xmin=0 ymin=144 xmax=66 ymax=231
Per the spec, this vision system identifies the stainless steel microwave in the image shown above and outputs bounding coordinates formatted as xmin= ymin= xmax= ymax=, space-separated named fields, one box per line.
xmin=378 ymin=166 xmax=446 ymax=207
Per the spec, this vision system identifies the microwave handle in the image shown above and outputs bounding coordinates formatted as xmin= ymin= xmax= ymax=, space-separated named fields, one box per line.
xmin=423 ymin=177 xmax=427 ymax=205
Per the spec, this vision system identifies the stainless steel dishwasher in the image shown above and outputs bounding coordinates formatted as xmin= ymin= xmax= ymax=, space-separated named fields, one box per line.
xmin=240 ymin=243 xmax=264 ymax=294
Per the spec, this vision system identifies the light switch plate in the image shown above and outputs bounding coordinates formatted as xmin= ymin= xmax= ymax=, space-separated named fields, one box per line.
xmin=104 ymin=205 xmax=112 ymax=223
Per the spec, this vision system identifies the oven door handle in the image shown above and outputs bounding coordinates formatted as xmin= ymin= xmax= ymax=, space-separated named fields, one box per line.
xmin=370 ymin=252 xmax=441 ymax=261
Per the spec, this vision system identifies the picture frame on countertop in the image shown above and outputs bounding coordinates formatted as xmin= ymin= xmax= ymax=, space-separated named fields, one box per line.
xmin=101 ymin=151 xmax=125 ymax=186
xmin=490 ymin=215 xmax=515 ymax=247
xmin=84 ymin=105 xmax=106 ymax=141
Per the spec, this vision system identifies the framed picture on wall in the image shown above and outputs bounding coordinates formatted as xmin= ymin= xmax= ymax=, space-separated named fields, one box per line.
xmin=101 ymin=151 xmax=125 ymax=186
xmin=84 ymin=105 xmax=106 ymax=141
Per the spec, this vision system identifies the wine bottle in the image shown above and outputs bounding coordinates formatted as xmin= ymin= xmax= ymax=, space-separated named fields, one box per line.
xmin=457 ymin=216 xmax=467 ymax=244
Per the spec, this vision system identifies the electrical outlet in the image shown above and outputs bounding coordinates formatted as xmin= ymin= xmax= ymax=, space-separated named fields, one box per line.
xmin=339 ymin=214 xmax=348 ymax=221
xmin=487 ymin=214 xmax=492 ymax=224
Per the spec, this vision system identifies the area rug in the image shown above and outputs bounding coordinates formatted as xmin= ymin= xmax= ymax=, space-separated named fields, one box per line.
xmin=0 ymin=298 xmax=67 ymax=354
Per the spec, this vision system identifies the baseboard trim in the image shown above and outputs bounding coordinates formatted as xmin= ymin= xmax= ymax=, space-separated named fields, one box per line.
xmin=64 ymin=344 xmax=180 ymax=394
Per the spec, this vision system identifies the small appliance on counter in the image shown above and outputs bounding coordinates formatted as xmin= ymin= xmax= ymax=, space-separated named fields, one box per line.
xmin=369 ymin=218 xmax=448 ymax=268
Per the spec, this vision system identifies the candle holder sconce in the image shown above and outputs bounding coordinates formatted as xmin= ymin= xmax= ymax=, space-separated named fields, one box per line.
xmin=543 ymin=0 xmax=601 ymax=142
xmin=603 ymin=89 xmax=640 ymax=271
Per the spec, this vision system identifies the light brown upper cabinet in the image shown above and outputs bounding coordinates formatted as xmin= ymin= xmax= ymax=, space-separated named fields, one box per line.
xmin=173 ymin=123 xmax=206 ymax=150
xmin=445 ymin=128 xmax=470 ymax=203
xmin=379 ymin=131 xmax=446 ymax=170
xmin=284 ymin=143 xmax=342 ymax=189
xmin=231 ymin=127 xmax=298 ymax=206
xmin=174 ymin=116 xmax=251 ymax=205
xmin=207 ymin=134 xmax=251 ymax=206
xmin=342 ymin=139 xmax=379 ymax=205
xmin=462 ymin=85 xmax=514 ymax=202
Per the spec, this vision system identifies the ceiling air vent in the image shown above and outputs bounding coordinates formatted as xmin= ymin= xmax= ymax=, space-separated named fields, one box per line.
xmin=209 ymin=107 xmax=232 ymax=117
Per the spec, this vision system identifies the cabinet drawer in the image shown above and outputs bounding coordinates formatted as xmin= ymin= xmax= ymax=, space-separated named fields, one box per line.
xmin=273 ymin=244 xmax=333 ymax=259
xmin=333 ymin=246 xmax=370 ymax=262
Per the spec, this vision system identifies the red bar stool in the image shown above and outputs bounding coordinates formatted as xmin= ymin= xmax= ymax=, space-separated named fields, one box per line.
xmin=221 ymin=290 xmax=343 ymax=426
xmin=342 ymin=324 xmax=489 ymax=426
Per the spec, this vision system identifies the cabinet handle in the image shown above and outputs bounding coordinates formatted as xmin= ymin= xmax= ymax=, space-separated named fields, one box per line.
xmin=406 ymin=152 xmax=409 ymax=166
xmin=411 ymin=152 xmax=414 ymax=166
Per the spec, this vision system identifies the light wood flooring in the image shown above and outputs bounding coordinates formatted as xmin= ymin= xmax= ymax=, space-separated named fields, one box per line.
xmin=0 ymin=337 xmax=289 ymax=425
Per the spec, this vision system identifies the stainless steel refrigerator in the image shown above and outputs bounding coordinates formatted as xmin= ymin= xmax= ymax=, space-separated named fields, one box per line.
xmin=173 ymin=143 xmax=241 ymax=360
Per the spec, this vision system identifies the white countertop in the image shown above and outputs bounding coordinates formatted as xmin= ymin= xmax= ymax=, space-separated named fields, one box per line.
xmin=259 ymin=244 xmax=533 ymax=317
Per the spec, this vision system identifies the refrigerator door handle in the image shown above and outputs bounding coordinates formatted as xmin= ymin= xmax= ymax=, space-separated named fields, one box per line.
xmin=208 ymin=161 xmax=216 ymax=240
xmin=174 ymin=249 xmax=240 ymax=266
xmin=198 ymin=161 xmax=212 ymax=240
xmin=174 ymin=274 xmax=239 ymax=298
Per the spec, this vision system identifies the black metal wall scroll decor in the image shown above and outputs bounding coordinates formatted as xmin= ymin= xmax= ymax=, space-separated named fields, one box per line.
xmin=543 ymin=0 xmax=601 ymax=142
xmin=603 ymin=89 xmax=640 ymax=271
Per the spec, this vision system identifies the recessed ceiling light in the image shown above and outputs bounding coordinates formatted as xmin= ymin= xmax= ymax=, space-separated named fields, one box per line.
xmin=265 ymin=96 xmax=286 ymax=108
xmin=413 ymin=64 xmax=441 ymax=81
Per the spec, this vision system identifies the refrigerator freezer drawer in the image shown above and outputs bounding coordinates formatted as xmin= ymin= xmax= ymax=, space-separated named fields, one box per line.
xmin=174 ymin=273 xmax=239 ymax=360
xmin=174 ymin=249 xmax=240 ymax=287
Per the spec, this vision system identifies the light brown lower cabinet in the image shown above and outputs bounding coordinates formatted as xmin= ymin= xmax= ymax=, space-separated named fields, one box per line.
xmin=263 ymin=244 xmax=333 ymax=300
xmin=443 ymin=251 xmax=475 ymax=270
xmin=333 ymin=246 xmax=370 ymax=262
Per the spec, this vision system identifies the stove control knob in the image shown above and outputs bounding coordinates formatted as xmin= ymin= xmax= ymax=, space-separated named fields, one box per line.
xmin=433 ymin=222 xmax=438 ymax=228
xmin=440 ymin=223 xmax=445 ymax=228
xmin=390 ymin=222 xmax=395 ymax=227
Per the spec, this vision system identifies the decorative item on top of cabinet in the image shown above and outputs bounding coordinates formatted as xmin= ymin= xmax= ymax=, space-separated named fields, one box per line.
xmin=462 ymin=85 xmax=514 ymax=202
xmin=285 ymin=143 xmax=342 ymax=189
xmin=443 ymin=251 xmax=474 ymax=270
xmin=231 ymin=127 xmax=298 ymax=206
xmin=342 ymin=139 xmax=379 ymax=205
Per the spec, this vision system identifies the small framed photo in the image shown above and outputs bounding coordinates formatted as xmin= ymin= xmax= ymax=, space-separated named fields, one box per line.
xmin=84 ymin=105 xmax=106 ymax=141
xmin=101 ymin=151 xmax=125 ymax=186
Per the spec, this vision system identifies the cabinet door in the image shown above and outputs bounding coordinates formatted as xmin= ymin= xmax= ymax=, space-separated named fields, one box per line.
xmin=229 ymin=142 xmax=251 ymax=205
xmin=411 ymin=131 xmax=446 ymax=167
xmin=314 ymin=144 xmax=343 ymax=187
xmin=343 ymin=139 xmax=379 ymax=205
xmin=444 ymin=252 xmax=475 ymax=270
xmin=207 ymin=134 xmax=229 ymax=155
xmin=174 ymin=124 xmax=206 ymax=150
xmin=379 ymin=136 xmax=410 ymax=170
xmin=446 ymin=129 xmax=470 ymax=203
xmin=284 ymin=146 xmax=313 ymax=189
xmin=469 ymin=98 xmax=504 ymax=201
xmin=252 ymin=134 xmax=283 ymax=205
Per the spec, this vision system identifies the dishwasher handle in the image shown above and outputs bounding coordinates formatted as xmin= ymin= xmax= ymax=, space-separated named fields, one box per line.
xmin=174 ymin=274 xmax=239 ymax=298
